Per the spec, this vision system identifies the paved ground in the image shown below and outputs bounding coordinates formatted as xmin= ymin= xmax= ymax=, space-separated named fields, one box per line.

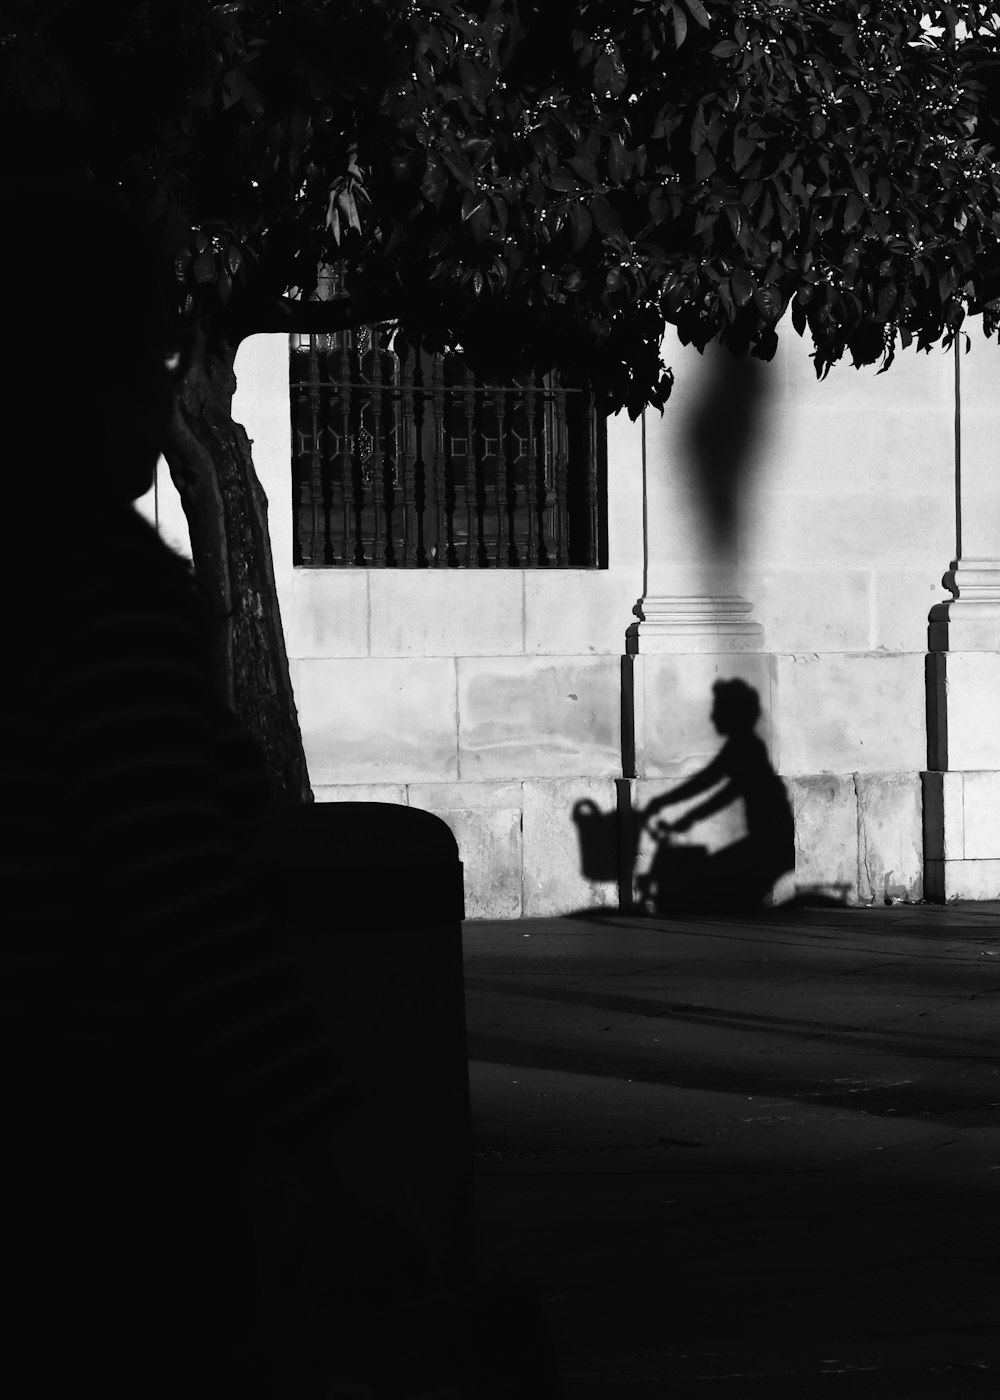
xmin=463 ymin=903 xmax=1000 ymax=1398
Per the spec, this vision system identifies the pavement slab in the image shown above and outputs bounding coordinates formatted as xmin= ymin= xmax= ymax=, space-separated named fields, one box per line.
xmin=464 ymin=904 xmax=1000 ymax=1396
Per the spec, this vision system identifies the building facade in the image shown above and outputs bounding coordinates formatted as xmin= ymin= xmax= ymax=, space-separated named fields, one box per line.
xmin=147 ymin=326 xmax=1000 ymax=916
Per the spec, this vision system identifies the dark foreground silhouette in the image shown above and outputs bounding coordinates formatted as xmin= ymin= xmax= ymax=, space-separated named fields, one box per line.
xmin=1 ymin=175 xmax=554 ymax=1400
xmin=639 ymin=679 xmax=795 ymax=913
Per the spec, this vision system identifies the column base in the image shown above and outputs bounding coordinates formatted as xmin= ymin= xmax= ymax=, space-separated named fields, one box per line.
xmin=922 ymin=769 xmax=1000 ymax=901
xmin=928 ymin=558 xmax=1000 ymax=651
xmin=628 ymin=595 xmax=764 ymax=655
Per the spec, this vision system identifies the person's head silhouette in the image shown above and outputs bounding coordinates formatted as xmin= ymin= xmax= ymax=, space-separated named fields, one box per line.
xmin=711 ymin=679 xmax=760 ymax=736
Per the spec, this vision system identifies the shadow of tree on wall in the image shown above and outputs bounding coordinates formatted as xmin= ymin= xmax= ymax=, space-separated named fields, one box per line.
xmin=685 ymin=344 xmax=767 ymax=552
xmin=575 ymin=680 xmax=799 ymax=914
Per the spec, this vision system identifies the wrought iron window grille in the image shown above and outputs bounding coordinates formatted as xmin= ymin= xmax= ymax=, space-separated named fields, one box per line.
xmin=290 ymin=326 xmax=607 ymax=569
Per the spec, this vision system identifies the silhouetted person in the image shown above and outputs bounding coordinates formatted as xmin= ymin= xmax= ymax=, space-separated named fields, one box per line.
xmin=641 ymin=680 xmax=794 ymax=912
xmin=0 ymin=177 xmax=350 ymax=1400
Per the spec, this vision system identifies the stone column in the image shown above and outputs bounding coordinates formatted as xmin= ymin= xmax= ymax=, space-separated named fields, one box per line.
xmin=924 ymin=338 xmax=1000 ymax=900
xmin=627 ymin=339 xmax=764 ymax=657
xmin=621 ymin=338 xmax=774 ymax=910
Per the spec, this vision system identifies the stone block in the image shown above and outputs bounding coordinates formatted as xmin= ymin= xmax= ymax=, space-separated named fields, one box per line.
xmin=635 ymin=652 xmax=775 ymax=780
xmin=741 ymin=567 xmax=872 ymax=653
xmin=522 ymin=778 xmax=620 ymax=916
xmin=286 ymin=568 xmax=368 ymax=659
xmin=457 ymin=656 xmax=621 ymax=779
xmin=313 ymin=784 xmax=408 ymax=805
xmin=741 ymin=494 xmax=795 ymax=579
xmin=419 ymin=805 xmax=522 ymax=920
xmin=921 ymin=770 xmax=965 ymax=862
xmin=864 ymin=406 xmax=955 ymax=495
xmin=778 ymin=493 xmax=947 ymax=570
xmin=524 ymin=571 xmax=636 ymax=656
xmin=406 ymin=781 xmax=523 ymax=810
xmin=774 ymin=652 xmax=925 ymax=775
xmin=605 ymin=410 xmax=646 ymax=556
xmin=787 ymin=774 xmax=858 ymax=903
xmin=755 ymin=408 xmax=877 ymax=495
xmin=856 ymin=773 xmax=922 ymax=904
xmin=926 ymin=858 xmax=1000 ymax=902
xmin=294 ymin=657 xmax=459 ymax=784
xmin=939 ymin=653 xmax=1000 ymax=770
xmin=873 ymin=570 xmax=944 ymax=653
xmin=368 ymin=569 xmax=523 ymax=657
xmin=961 ymin=771 xmax=1000 ymax=861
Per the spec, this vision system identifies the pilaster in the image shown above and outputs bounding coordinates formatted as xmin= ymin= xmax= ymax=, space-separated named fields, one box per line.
xmin=627 ymin=351 xmax=764 ymax=657
xmin=924 ymin=340 xmax=1000 ymax=900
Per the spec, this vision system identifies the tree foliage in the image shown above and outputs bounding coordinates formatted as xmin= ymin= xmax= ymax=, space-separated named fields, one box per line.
xmin=4 ymin=1 xmax=1000 ymax=418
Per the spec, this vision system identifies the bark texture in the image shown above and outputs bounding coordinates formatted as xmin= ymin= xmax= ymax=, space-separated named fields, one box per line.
xmin=164 ymin=337 xmax=312 ymax=805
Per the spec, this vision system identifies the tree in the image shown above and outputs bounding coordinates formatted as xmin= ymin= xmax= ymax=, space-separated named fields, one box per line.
xmin=4 ymin=0 xmax=999 ymax=799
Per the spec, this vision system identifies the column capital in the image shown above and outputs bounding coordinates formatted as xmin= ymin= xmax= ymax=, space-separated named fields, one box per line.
xmin=928 ymin=558 xmax=1000 ymax=652
xmin=627 ymin=594 xmax=764 ymax=655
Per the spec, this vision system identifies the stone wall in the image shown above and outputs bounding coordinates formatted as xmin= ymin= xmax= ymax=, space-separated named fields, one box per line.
xmin=137 ymin=326 xmax=1000 ymax=915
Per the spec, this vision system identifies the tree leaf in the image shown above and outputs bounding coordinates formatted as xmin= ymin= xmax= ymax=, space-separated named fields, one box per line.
xmin=672 ymin=6 xmax=688 ymax=49
xmin=844 ymin=192 xmax=865 ymax=230
xmin=570 ymin=201 xmax=593 ymax=251
xmin=590 ymin=194 xmax=619 ymax=235
xmin=732 ymin=268 xmax=755 ymax=306
xmin=753 ymin=284 xmax=784 ymax=323
xmin=193 ymin=249 xmax=218 ymax=283
xmin=733 ymin=132 xmax=756 ymax=173
xmin=684 ymin=0 xmax=712 ymax=29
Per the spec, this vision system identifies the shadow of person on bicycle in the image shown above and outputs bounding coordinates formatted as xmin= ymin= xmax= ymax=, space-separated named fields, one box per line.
xmin=638 ymin=679 xmax=794 ymax=915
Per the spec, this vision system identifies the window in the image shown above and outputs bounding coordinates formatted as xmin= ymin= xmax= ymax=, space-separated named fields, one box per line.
xmin=290 ymin=326 xmax=606 ymax=568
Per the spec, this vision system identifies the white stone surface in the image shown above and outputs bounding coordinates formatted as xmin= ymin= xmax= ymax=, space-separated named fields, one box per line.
xmin=457 ymin=656 xmax=621 ymax=779
xmin=738 ymin=333 xmax=953 ymax=656
xmin=287 ymin=569 xmax=369 ymax=659
xmin=524 ymin=570 xmax=638 ymax=656
xmin=956 ymin=337 xmax=1000 ymax=563
xmin=521 ymin=778 xmax=620 ymax=916
xmin=774 ymin=652 xmax=925 ymax=775
xmin=926 ymin=858 xmax=1000 ymax=901
xmin=605 ymin=405 xmax=645 ymax=548
xmin=369 ymin=569 xmax=524 ymax=657
xmin=856 ymin=773 xmax=923 ymax=904
xmin=787 ymin=774 xmax=859 ymax=903
xmin=938 ymin=653 xmax=1000 ymax=770
xmin=423 ymin=805 xmax=523 ymax=919
xmin=742 ymin=568 xmax=873 ymax=653
xmin=293 ymin=656 xmax=459 ymax=784
xmin=313 ymin=783 xmax=408 ymax=805
xmin=406 ymin=780 xmax=523 ymax=809
xmin=233 ymin=334 xmax=296 ymax=621
xmin=874 ymin=570 xmax=942 ymax=653
xmin=634 ymin=652 xmax=775 ymax=779
xmin=960 ymin=771 xmax=1000 ymax=862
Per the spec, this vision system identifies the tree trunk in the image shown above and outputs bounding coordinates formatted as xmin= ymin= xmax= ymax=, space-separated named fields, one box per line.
xmin=163 ymin=333 xmax=313 ymax=805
